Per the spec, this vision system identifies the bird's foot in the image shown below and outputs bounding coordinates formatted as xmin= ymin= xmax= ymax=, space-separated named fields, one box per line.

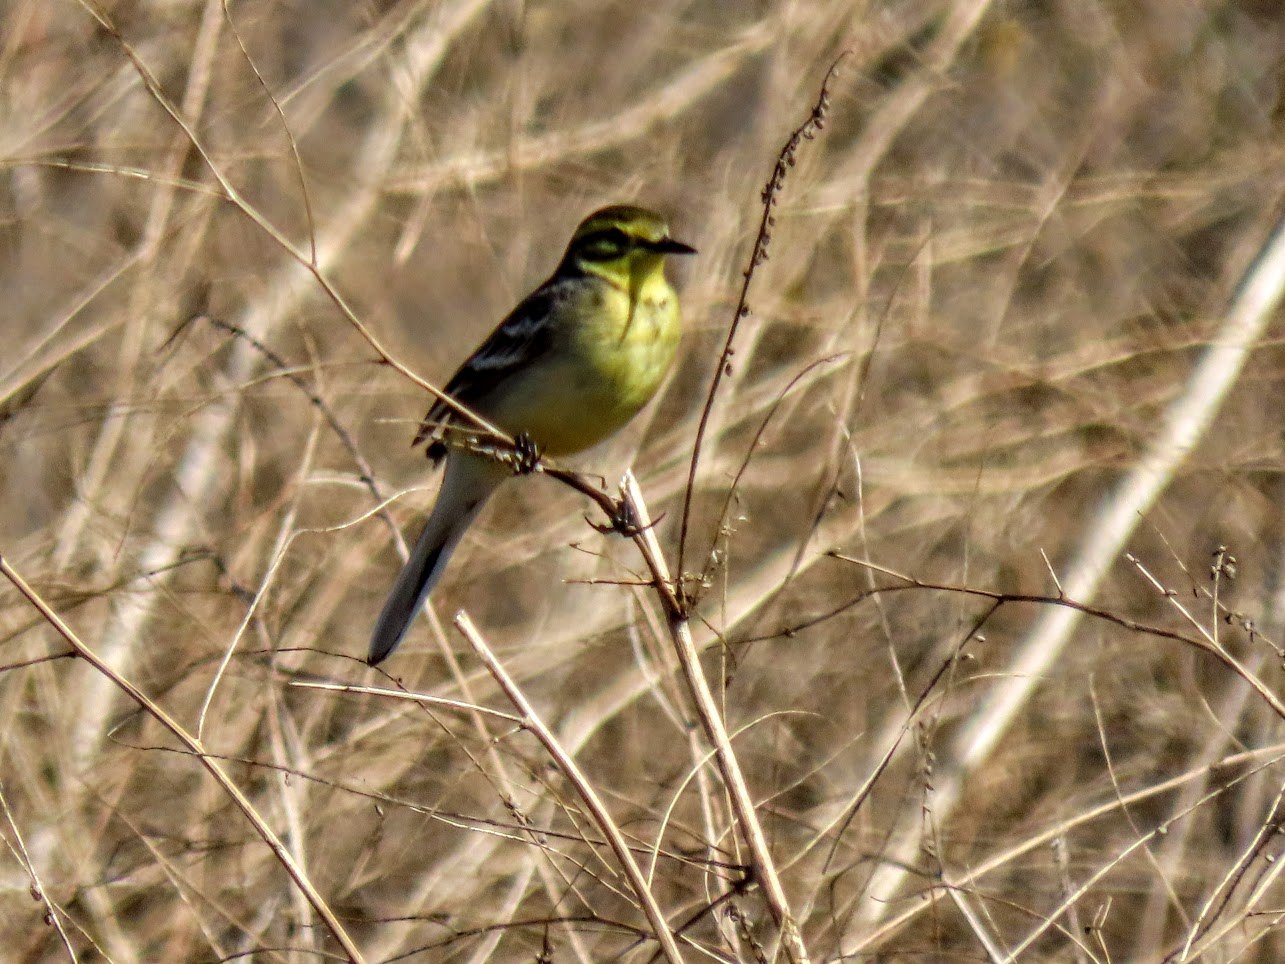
xmin=510 ymin=432 xmax=542 ymax=475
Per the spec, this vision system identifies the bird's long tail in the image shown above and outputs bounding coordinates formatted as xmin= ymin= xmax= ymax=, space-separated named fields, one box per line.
xmin=368 ymin=455 xmax=509 ymax=665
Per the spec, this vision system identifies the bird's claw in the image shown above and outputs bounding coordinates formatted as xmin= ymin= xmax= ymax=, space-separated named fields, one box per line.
xmin=510 ymin=432 xmax=541 ymax=475
xmin=589 ymin=498 xmax=647 ymax=537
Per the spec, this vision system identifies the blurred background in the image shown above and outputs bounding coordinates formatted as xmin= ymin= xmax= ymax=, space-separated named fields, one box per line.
xmin=2 ymin=0 xmax=1284 ymax=959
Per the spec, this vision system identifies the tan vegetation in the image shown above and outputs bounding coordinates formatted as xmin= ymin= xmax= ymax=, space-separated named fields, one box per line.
xmin=3 ymin=0 xmax=1285 ymax=960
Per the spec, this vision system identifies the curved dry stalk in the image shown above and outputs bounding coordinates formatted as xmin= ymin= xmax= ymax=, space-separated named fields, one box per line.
xmin=676 ymin=55 xmax=845 ymax=597
xmin=849 ymin=213 xmax=1285 ymax=941
xmin=847 ymin=744 xmax=1285 ymax=955
xmin=621 ymin=474 xmax=810 ymax=964
xmin=65 ymin=0 xmax=503 ymax=777
xmin=453 ymin=612 xmax=685 ymax=964
xmin=825 ymin=555 xmax=1285 ymax=722
xmin=74 ymin=0 xmax=509 ymax=447
xmin=0 ymin=552 xmax=365 ymax=963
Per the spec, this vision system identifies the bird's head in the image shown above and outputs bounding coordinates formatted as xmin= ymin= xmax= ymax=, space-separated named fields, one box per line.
xmin=560 ymin=205 xmax=696 ymax=290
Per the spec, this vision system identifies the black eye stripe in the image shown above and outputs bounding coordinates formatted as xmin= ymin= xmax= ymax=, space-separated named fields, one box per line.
xmin=576 ymin=227 xmax=634 ymax=259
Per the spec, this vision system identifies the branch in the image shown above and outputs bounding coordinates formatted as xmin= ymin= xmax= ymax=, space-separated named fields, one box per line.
xmin=675 ymin=54 xmax=847 ymax=604
xmin=0 ymin=552 xmax=365 ymax=962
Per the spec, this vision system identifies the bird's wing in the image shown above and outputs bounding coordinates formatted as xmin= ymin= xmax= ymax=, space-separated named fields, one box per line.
xmin=412 ymin=280 xmax=564 ymax=457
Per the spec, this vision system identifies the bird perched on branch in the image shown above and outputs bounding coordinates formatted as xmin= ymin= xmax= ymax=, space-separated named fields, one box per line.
xmin=369 ymin=204 xmax=695 ymax=664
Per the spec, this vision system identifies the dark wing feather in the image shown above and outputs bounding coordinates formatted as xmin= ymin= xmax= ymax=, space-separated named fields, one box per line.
xmin=413 ymin=281 xmax=564 ymax=460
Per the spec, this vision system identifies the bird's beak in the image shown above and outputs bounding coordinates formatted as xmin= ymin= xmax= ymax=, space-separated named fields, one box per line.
xmin=651 ymin=237 xmax=697 ymax=255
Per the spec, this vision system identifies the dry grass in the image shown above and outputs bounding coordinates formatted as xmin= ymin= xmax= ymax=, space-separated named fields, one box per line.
xmin=3 ymin=0 xmax=1285 ymax=960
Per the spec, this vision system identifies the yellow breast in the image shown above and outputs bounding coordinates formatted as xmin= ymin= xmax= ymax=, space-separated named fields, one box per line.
xmin=485 ymin=272 xmax=681 ymax=456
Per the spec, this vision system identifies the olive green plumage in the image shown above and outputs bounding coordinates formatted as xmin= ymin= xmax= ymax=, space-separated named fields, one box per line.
xmin=369 ymin=205 xmax=695 ymax=664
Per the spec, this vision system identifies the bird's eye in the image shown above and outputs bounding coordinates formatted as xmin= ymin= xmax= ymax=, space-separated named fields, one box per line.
xmin=579 ymin=227 xmax=631 ymax=261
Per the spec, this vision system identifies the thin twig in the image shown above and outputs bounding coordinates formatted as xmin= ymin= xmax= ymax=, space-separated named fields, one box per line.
xmin=73 ymin=0 xmax=509 ymax=446
xmin=696 ymin=353 xmax=848 ymax=596
xmin=675 ymin=55 xmax=846 ymax=604
xmin=0 ymin=783 xmax=78 ymax=958
xmin=848 ymin=745 xmax=1285 ymax=955
xmin=453 ymin=612 xmax=686 ymax=964
xmin=0 ymin=552 xmax=366 ymax=963
xmin=622 ymin=474 xmax=810 ymax=964
xmin=180 ymin=314 xmax=403 ymax=549
xmin=293 ymin=679 xmax=525 ymax=725
xmin=828 ymin=553 xmax=1285 ymax=722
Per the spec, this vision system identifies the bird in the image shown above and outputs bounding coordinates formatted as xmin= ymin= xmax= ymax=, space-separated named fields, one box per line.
xmin=368 ymin=204 xmax=695 ymax=664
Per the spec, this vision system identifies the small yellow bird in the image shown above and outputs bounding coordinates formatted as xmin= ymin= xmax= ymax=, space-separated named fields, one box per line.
xmin=369 ymin=205 xmax=695 ymax=664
